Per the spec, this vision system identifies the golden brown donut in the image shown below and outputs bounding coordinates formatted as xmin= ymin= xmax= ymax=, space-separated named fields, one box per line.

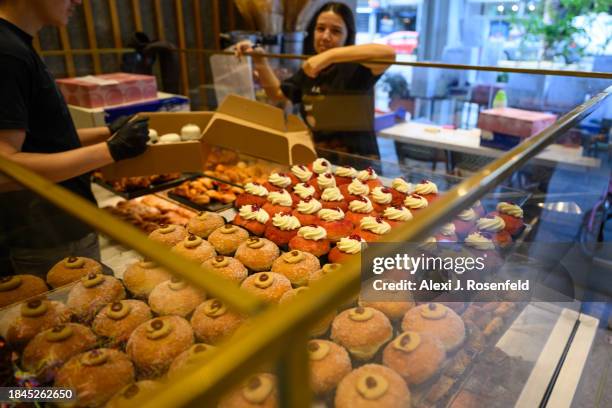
xmin=279 ymin=288 xmax=335 ymax=337
xmin=191 ymin=299 xmax=245 ymax=344
xmin=54 ymin=348 xmax=134 ymax=407
xmin=270 ymin=250 xmax=320 ymax=286
xmin=187 ymin=211 xmax=226 ymax=239
xmin=0 ymin=275 xmax=48 ymax=308
xmin=207 ymin=224 xmax=250 ymax=255
xmin=66 ymin=273 xmax=126 ymax=322
xmin=6 ymin=299 xmax=71 ymax=349
xmin=122 ymin=260 xmax=172 ymax=298
xmin=92 ymin=300 xmax=152 ymax=347
xmin=358 ymin=299 xmax=415 ymax=322
xmin=240 ymin=272 xmax=291 ymax=304
xmin=106 ymin=380 xmax=161 ymax=408
xmin=171 ymin=234 xmax=217 ymax=264
xmin=201 ymin=255 xmax=248 ymax=284
xmin=148 ymin=224 xmax=188 ymax=247
xmin=334 ymin=364 xmax=411 ymax=408
xmin=148 ymin=278 xmax=205 ymax=317
xmin=46 ymin=256 xmax=102 ymax=288
xmin=382 ymin=331 xmax=446 ymax=385
xmin=167 ymin=343 xmax=217 ymax=378
xmin=219 ymin=373 xmax=278 ymax=408
xmin=308 ymin=339 xmax=352 ymax=397
xmin=126 ymin=316 xmax=194 ymax=379
xmin=234 ymin=237 xmax=280 ymax=272
xmin=330 ymin=307 xmax=393 ymax=361
xmin=308 ymin=263 xmax=343 ymax=285
xmin=21 ymin=323 xmax=97 ymax=382
xmin=401 ymin=303 xmax=466 ymax=352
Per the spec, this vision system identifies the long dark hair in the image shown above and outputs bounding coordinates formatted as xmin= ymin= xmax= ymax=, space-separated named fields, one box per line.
xmin=303 ymin=2 xmax=356 ymax=55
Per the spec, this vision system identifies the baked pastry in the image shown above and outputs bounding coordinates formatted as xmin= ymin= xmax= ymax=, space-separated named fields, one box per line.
xmin=233 ymin=204 xmax=270 ymax=236
xmin=316 ymin=172 xmax=337 ymax=192
xmin=148 ymin=278 xmax=205 ymax=317
xmin=208 ymin=224 xmax=250 ymax=255
xmin=308 ymin=263 xmax=343 ymax=286
xmin=334 ymin=165 xmax=357 ymax=186
xmin=493 ymin=202 xmax=525 ymax=236
xmin=309 ymin=157 xmax=332 ymax=174
xmin=271 ymin=250 xmax=320 ymax=286
xmin=159 ymin=133 xmax=181 ymax=143
xmin=167 ymin=343 xmax=217 ymax=378
xmin=47 ymin=256 xmax=102 ymax=288
xmin=320 ymin=186 xmax=348 ymax=211
xmin=280 ymin=288 xmax=335 ymax=336
xmin=288 ymin=225 xmax=331 ymax=257
xmin=328 ymin=234 xmax=367 ymax=264
xmin=293 ymin=197 xmax=323 ymax=226
xmin=218 ymin=373 xmax=278 ymax=408
xmin=126 ymin=316 xmax=194 ymax=378
xmin=340 ymin=178 xmax=370 ymax=202
xmin=381 ymin=205 xmax=413 ymax=228
xmin=106 ymin=381 xmax=161 ymax=408
xmin=474 ymin=215 xmax=512 ymax=248
xmin=330 ymin=306 xmax=393 ymax=360
xmin=370 ymin=187 xmax=393 ymax=213
xmin=262 ymin=189 xmax=293 ymax=216
xmin=358 ymin=279 xmax=414 ymax=321
xmin=414 ymin=179 xmax=439 ymax=203
xmin=54 ymin=348 xmax=134 ymax=407
xmin=22 ymin=323 xmax=97 ymax=382
xmin=403 ymin=193 xmax=429 ymax=216
xmin=355 ymin=216 xmax=391 ymax=242
xmin=180 ymin=123 xmax=201 ymax=140
xmin=0 ymin=275 xmax=48 ymax=308
xmin=66 ymin=273 xmax=126 ymax=322
xmin=390 ymin=177 xmax=412 ymax=205
xmin=290 ymin=164 xmax=314 ymax=185
xmin=240 ymin=272 xmax=291 ymax=303
xmin=382 ymin=331 xmax=446 ymax=385
xmin=187 ymin=211 xmax=226 ymax=239
xmin=453 ymin=208 xmax=477 ymax=238
xmin=291 ymin=182 xmax=319 ymax=204
xmin=335 ymin=364 xmax=411 ymax=408
xmin=123 ymin=260 xmax=172 ymax=298
xmin=356 ymin=167 xmax=383 ymax=190
xmin=191 ymin=298 xmax=245 ymax=344
xmin=464 ymin=232 xmax=503 ymax=271
xmin=436 ymin=222 xmax=459 ymax=242
xmin=316 ymin=208 xmax=354 ymax=242
xmin=264 ymin=212 xmax=301 ymax=247
xmin=235 ymin=182 xmax=269 ymax=208
xmin=148 ymin=224 xmax=188 ymax=247
xmin=401 ymin=303 xmax=466 ymax=352
xmin=264 ymin=172 xmax=293 ymax=192
xmin=346 ymin=196 xmax=377 ymax=226
xmin=201 ymin=255 xmax=248 ymax=284
xmin=234 ymin=237 xmax=280 ymax=272
xmin=172 ymin=234 xmax=217 ymax=264
xmin=6 ymin=299 xmax=71 ymax=349
xmin=92 ymin=300 xmax=152 ymax=346
xmin=308 ymin=339 xmax=351 ymax=396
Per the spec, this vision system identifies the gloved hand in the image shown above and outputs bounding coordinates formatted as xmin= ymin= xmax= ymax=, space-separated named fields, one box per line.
xmin=107 ymin=114 xmax=136 ymax=135
xmin=106 ymin=117 xmax=150 ymax=161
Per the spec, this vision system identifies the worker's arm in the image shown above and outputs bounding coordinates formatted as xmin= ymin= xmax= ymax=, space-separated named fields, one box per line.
xmin=235 ymin=41 xmax=287 ymax=102
xmin=77 ymin=127 xmax=111 ymax=146
xmin=303 ymin=44 xmax=396 ymax=77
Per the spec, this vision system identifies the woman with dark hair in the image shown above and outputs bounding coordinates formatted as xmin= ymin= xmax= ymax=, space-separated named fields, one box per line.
xmin=236 ymin=2 xmax=395 ymax=158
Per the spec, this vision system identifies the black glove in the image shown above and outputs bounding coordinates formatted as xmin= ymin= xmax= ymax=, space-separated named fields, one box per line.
xmin=107 ymin=114 xmax=136 ymax=135
xmin=106 ymin=117 xmax=150 ymax=161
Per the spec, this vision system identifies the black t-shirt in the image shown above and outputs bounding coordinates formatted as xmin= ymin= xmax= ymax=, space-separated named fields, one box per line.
xmin=0 ymin=18 xmax=95 ymax=248
xmin=281 ymin=62 xmax=381 ymax=157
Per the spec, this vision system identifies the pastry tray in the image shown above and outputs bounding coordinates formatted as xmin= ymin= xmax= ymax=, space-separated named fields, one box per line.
xmin=166 ymin=192 xmax=234 ymax=213
xmin=92 ymin=173 xmax=201 ymax=199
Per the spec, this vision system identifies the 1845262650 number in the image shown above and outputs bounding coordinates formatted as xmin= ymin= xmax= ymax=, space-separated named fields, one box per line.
xmin=2 ymin=387 xmax=74 ymax=402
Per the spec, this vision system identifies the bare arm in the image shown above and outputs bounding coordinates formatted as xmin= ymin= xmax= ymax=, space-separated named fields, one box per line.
xmin=77 ymin=127 xmax=110 ymax=146
xmin=235 ymin=41 xmax=287 ymax=102
xmin=305 ymin=44 xmax=396 ymax=76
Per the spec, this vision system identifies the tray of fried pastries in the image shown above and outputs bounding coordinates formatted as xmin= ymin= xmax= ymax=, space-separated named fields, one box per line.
xmin=92 ymin=171 xmax=200 ymax=199
xmin=166 ymin=177 xmax=244 ymax=212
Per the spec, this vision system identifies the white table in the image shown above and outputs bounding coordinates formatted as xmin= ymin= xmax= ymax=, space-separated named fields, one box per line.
xmin=379 ymin=121 xmax=601 ymax=169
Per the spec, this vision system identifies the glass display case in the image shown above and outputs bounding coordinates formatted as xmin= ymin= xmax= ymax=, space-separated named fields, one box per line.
xmin=0 ymin=54 xmax=611 ymax=408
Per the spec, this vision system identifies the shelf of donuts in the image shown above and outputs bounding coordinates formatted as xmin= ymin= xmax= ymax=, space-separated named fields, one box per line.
xmin=163 ymin=176 xmax=244 ymax=212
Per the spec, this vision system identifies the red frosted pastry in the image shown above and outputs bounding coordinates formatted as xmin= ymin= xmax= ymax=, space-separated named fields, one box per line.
xmin=289 ymin=164 xmax=314 ymax=185
xmin=233 ymin=204 xmax=270 ymax=236
xmin=346 ymin=196 xmax=377 ymax=226
xmin=328 ymin=234 xmax=367 ymax=264
xmin=292 ymin=196 xmax=323 ymax=226
xmin=381 ymin=205 xmax=413 ymax=228
xmin=413 ymin=179 xmax=439 ymax=203
xmin=435 ymin=223 xmax=459 ymax=243
xmin=264 ymin=212 xmax=301 ymax=247
xmin=263 ymin=172 xmax=293 ymax=193
xmin=320 ymin=187 xmax=348 ymax=212
xmin=453 ymin=207 xmax=478 ymax=238
xmin=464 ymin=232 xmax=503 ymax=271
xmin=492 ymin=202 xmax=525 ymax=236
xmin=333 ymin=165 xmax=357 ymax=186
xmin=289 ymin=225 xmax=331 ymax=257
xmin=262 ymin=189 xmax=293 ymax=216
xmin=234 ymin=182 xmax=268 ymax=208
xmin=403 ymin=193 xmax=429 ymax=217
xmin=291 ymin=182 xmax=320 ymax=205
xmin=339 ymin=178 xmax=370 ymax=202
xmin=317 ymin=208 xmax=354 ymax=242
xmin=308 ymin=158 xmax=332 ymax=174
xmin=370 ymin=186 xmax=394 ymax=213
xmin=354 ymin=216 xmax=392 ymax=242
xmin=473 ymin=215 xmax=512 ymax=248
xmin=356 ymin=167 xmax=383 ymax=190
xmin=389 ymin=177 xmax=413 ymax=206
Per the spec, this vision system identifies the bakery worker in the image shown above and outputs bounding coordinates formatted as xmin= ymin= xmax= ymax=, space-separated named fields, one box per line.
xmin=0 ymin=0 xmax=149 ymax=277
xmin=236 ymin=2 xmax=395 ymax=159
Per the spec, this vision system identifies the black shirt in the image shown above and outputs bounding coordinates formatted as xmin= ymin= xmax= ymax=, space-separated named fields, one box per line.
xmin=0 ymin=18 xmax=95 ymax=248
xmin=281 ymin=62 xmax=381 ymax=157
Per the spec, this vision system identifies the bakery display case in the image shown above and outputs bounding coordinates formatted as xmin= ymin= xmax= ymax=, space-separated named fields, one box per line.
xmin=0 ymin=56 xmax=611 ymax=408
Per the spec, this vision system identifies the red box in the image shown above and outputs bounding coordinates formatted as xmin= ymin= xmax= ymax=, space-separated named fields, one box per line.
xmin=56 ymin=73 xmax=158 ymax=108
xmin=477 ymin=107 xmax=557 ymax=139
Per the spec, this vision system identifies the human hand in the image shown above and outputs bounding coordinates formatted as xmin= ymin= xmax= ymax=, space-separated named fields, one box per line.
xmin=234 ymin=40 xmax=265 ymax=64
xmin=106 ymin=117 xmax=149 ymax=161
xmin=107 ymin=114 xmax=136 ymax=136
xmin=302 ymin=53 xmax=332 ymax=78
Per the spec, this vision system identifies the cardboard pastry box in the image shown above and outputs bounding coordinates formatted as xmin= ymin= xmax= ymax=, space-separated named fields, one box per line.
xmin=478 ymin=107 xmax=557 ymax=150
xmin=99 ymin=95 xmax=316 ymax=178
